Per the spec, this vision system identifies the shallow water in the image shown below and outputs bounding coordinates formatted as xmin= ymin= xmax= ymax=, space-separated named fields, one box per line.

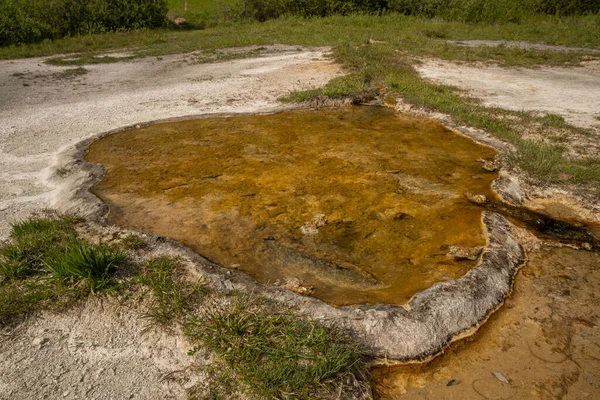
xmin=87 ymin=106 xmax=498 ymax=305
xmin=370 ymin=246 xmax=600 ymax=398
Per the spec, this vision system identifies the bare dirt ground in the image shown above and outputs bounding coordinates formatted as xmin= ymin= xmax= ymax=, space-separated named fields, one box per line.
xmin=1 ymin=42 xmax=599 ymax=399
xmin=416 ymin=58 xmax=600 ymax=132
xmin=447 ymin=40 xmax=600 ymax=54
xmin=0 ymin=296 xmax=209 ymax=399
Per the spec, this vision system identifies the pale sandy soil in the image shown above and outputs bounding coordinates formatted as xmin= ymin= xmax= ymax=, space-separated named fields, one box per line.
xmin=447 ymin=40 xmax=600 ymax=54
xmin=0 ymin=297 xmax=209 ymax=399
xmin=416 ymin=58 xmax=600 ymax=132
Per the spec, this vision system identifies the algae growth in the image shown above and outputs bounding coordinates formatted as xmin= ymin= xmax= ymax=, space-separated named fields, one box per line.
xmin=87 ymin=106 xmax=498 ymax=305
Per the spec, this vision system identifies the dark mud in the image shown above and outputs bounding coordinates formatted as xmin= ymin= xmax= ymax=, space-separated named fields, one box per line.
xmin=484 ymin=200 xmax=599 ymax=249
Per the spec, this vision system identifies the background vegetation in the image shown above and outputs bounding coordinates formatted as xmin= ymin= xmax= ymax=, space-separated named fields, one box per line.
xmin=165 ymin=0 xmax=600 ymax=28
xmin=2 ymin=0 xmax=599 ymax=46
xmin=0 ymin=0 xmax=168 ymax=46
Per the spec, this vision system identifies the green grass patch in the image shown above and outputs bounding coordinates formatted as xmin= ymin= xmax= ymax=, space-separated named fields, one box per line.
xmin=0 ymin=212 xmax=125 ymax=325
xmin=167 ymin=0 xmax=219 ymax=15
xmin=0 ymin=213 xmax=202 ymax=328
xmin=0 ymin=278 xmax=89 ymax=327
xmin=139 ymin=256 xmax=207 ymax=329
xmin=185 ymin=293 xmax=368 ymax=399
xmin=121 ymin=234 xmax=147 ymax=250
xmin=0 ymin=211 xmax=79 ymax=280
xmin=541 ymin=112 xmax=567 ymax=127
xmin=46 ymin=54 xmax=137 ymax=66
xmin=1 ymin=14 xmax=599 ymax=62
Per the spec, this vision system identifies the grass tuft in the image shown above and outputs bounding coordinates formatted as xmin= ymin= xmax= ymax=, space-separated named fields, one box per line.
xmin=541 ymin=112 xmax=567 ymax=127
xmin=121 ymin=234 xmax=146 ymax=250
xmin=185 ymin=293 xmax=368 ymax=399
xmin=0 ymin=279 xmax=87 ymax=327
xmin=0 ymin=212 xmax=128 ymax=325
xmin=139 ymin=256 xmax=207 ymax=328
xmin=44 ymin=240 xmax=126 ymax=292
xmin=0 ymin=212 xmax=77 ymax=280
xmin=0 ymin=212 xmax=91 ymax=325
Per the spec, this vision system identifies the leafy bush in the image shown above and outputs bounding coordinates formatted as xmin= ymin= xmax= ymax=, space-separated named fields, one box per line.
xmin=214 ymin=0 xmax=598 ymax=24
xmin=0 ymin=0 xmax=54 ymax=46
xmin=0 ymin=0 xmax=168 ymax=46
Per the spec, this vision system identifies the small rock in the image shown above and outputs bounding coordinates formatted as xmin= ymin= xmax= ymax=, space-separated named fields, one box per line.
xmin=446 ymin=245 xmax=483 ymax=261
xmin=311 ymin=214 xmax=327 ymax=227
xmin=447 ymin=379 xmax=460 ymax=387
xmin=300 ymin=214 xmax=327 ymax=235
xmin=465 ymin=193 xmax=487 ymax=205
xmin=393 ymin=212 xmax=412 ymax=221
xmin=300 ymin=225 xmax=319 ymax=235
xmin=32 ymin=337 xmax=49 ymax=348
xmin=581 ymin=242 xmax=592 ymax=251
xmin=477 ymin=158 xmax=500 ymax=172
xmin=168 ymin=16 xmax=187 ymax=26
xmin=492 ymin=371 xmax=510 ymax=384
xmin=135 ymin=125 xmax=141 ymax=129
xmin=282 ymin=277 xmax=315 ymax=296
xmin=63 ymin=390 xmax=70 ymax=398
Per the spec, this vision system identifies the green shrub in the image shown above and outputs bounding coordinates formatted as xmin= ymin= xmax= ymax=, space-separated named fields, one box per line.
xmin=0 ymin=0 xmax=168 ymax=46
xmin=216 ymin=0 xmax=598 ymax=24
xmin=0 ymin=0 xmax=53 ymax=46
xmin=387 ymin=0 xmax=529 ymax=23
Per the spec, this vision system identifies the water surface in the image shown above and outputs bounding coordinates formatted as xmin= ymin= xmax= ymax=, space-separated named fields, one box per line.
xmin=87 ymin=106 xmax=498 ymax=305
